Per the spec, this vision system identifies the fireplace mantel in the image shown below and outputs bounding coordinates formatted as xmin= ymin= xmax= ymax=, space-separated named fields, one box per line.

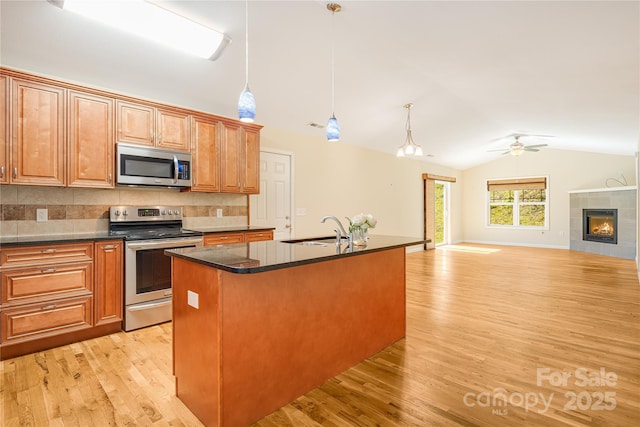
xmin=568 ymin=185 xmax=636 ymax=194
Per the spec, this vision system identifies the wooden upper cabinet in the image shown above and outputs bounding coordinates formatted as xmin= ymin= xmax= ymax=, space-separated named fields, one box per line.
xmin=220 ymin=122 xmax=261 ymax=194
xmin=116 ymin=100 xmax=155 ymax=146
xmin=242 ymin=127 xmax=260 ymax=194
xmin=116 ymin=100 xmax=190 ymax=151
xmin=11 ymin=79 xmax=65 ymax=186
xmin=157 ymin=108 xmax=190 ymax=151
xmin=190 ymin=116 xmax=221 ymax=192
xmin=68 ymin=91 xmax=114 ymax=188
xmin=0 ymin=75 xmax=7 ymax=184
xmin=220 ymin=122 xmax=242 ymax=193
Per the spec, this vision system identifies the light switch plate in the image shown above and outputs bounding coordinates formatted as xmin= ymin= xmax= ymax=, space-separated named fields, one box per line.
xmin=216 ymin=208 xmax=223 ymax=218
xmin=36 ymin=209 xmax=48 ymax=222
xmin=296 ymin=208 xmax=307 ymax=216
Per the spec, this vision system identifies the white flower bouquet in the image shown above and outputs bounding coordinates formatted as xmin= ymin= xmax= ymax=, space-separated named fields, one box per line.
xmin=347 ymin=213 xmax=377 ymax=232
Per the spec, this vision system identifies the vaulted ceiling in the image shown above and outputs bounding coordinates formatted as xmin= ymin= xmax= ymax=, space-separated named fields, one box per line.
xmin=2 ymin=0 xmax=638 ymax=169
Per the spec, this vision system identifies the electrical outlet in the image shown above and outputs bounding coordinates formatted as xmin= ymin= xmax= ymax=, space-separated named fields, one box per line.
xmin=36 ymin=208 xmax=48 ymax=222
xmin=216 ymin=208 xmax=223 ymax=218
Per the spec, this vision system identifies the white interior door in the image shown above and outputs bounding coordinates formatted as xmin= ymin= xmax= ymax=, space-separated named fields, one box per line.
xmin=250 ymin=150 xmax=293 ymax=240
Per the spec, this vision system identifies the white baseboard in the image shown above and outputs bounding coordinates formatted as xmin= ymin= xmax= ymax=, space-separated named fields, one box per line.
xmin=459 ymin=240 xmax=570 ymax=250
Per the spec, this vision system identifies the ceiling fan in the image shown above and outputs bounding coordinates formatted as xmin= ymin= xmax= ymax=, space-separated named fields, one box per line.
xmin=488 ymin=133 xmax=552 ymax=156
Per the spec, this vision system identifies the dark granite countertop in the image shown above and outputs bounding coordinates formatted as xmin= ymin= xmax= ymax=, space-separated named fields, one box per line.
xmin=165 ymin=235 xmax=425 ymax=274
xmin=184 ymin=225 xmax=275 ymax=234
xmin=0 ymin=232 xmax=122 ymax=247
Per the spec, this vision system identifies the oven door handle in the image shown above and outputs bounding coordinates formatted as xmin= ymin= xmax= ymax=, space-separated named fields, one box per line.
xmin=173 ymin=155 xmax=179 ymax=184
xmin=128 ymin=300 xmax=172 ymax=311
xmin=126 ymin=237 xmax=203 ymax=250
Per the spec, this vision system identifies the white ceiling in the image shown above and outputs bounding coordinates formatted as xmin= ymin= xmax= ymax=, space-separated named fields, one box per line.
xmin=1 ymin=0 xmax=638 ymax=170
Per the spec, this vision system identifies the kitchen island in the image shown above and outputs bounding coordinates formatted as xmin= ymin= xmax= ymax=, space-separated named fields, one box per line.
xmin=165 ymin=235 xmax=424 ymax=427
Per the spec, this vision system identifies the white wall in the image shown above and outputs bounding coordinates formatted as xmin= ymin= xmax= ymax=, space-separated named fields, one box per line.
xmin=260 ymin=126 xmax=463 ymax=241
xmin=462 ymin=149 xmax=636 ymax=248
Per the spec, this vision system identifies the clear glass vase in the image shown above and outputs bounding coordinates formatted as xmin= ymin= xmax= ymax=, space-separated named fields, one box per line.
xmin=351 ymin=226 xmax=368 ymax=246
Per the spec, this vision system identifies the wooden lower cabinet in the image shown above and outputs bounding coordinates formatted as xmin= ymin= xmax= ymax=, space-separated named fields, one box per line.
xmin=94 ymin=241 xmax=123 ymax=326
xmin=204 ymin=232 xmax=245 ymax=246
xmin=0 ymin=240 xmax=124 ymax=360
xmin=244 ymin=230 xmax=274 ymax=242
xmin=203 ymin=230 xmax=273 ymax=246
xmin=1 ymin=296 xmax=93 ymax=343
xmin=1 ymin=262 xmax=93 ymax=306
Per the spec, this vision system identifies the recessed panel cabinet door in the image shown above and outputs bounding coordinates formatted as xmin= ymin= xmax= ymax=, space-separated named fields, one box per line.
xmin=158 ymin=109 xmax=190 ymax=151
xmin=0 ymin=75 xmax=8 ymax=184
xmin=242 ymin=127 xmax=260 ymax=194
xmin=68 ymin=91 xmax=114 ymax=188
xmin=0 ymin=76 xmax=9 ymax=184
xmin=94 ymin=241 xmax=123 ymax=326
xmin=12 ymin=79 xmax=65 ymax=186
xmin=116 ymin=100 xmax=155 ymax=146
xmin=220 ymin=122 xmax=242 ymax=193
xmin=191 ymin=116 xmax=221 ymax=192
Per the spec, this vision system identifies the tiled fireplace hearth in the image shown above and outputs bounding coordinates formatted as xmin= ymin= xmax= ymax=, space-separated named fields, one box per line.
xmin=569 ymin=186 xmax=636 ymax=260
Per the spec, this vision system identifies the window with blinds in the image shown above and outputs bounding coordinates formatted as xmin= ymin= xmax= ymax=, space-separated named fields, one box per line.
xmin=486 ymin=176 xmax=549 ymax=228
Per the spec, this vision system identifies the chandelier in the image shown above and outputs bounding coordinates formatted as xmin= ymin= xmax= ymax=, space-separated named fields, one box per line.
xmin=396 ymin=103 xmax=423 ymax=157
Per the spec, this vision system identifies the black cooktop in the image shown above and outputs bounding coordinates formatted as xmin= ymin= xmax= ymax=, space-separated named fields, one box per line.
xmin=109 ymin=224 xmax=202 ymax=241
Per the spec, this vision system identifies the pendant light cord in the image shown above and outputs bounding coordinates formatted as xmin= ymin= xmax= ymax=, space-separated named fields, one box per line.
xmin=245 ymin=0 xmax=249 ymax=85
xmin=405 ymin=104 xmax=413 ymax=144
xmin=330 ymin=8 xmax=335 ymax=115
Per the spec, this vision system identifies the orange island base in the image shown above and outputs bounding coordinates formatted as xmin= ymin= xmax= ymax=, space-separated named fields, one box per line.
xmin=165 ymin=235 xmax=425 ymax=426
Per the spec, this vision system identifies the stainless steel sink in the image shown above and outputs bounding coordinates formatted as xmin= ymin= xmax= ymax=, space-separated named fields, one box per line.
xmin=298 ymin=241 xmax=328 ymax=246
xmin=281 ymin=236 xmax=343 ymax=246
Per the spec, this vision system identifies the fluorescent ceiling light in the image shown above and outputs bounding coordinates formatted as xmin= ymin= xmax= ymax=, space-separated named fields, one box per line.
xmin=49 ymin=0 xmax=231 ymax=60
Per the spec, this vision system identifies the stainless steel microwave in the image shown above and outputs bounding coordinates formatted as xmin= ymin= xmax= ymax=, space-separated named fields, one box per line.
xmin=116 ymin=143 xmax=192 ymax=188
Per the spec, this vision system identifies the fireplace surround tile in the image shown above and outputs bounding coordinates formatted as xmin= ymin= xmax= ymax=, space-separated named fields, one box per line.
xmin=569 ymin=187 xmax=636 ymax=260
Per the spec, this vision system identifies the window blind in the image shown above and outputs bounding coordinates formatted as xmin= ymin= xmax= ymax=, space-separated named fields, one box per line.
xmin=487 ymin=177 xmax=547 ymax=191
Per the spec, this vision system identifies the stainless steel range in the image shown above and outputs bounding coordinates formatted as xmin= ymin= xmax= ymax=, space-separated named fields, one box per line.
xmin=109 ymin=205 xmax=203 ymax=331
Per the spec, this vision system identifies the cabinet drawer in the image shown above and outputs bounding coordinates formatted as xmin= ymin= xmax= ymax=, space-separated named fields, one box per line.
xmin=1 ymin=262 xmax=92 ymax=305
xmin=1 ymin=296 xmax=93 ymax=343
xmin=0 ymin=243 xmax=93 ymax=268
xmin=244 ymin=230 xmax=273 ymax=242
xmin=204 ymin=233 xmax=245 ymax=246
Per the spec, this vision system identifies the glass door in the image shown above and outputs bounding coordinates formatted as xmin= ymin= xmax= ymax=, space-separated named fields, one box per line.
xmin=435 ymin=181 xmax=450 ymax=246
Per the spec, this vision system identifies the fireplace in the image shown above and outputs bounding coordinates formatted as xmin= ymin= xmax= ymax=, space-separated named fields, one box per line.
xmin=583 ymin=209 xmax=617 ymax=244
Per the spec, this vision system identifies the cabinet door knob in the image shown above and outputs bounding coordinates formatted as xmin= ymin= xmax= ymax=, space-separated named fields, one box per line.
xmin=0 ymin=165 xmax=4 ymax=178
xmin=41 ymin=268 xmax=57 ymax=274
xmin=13 ymin=167 xmax=17 ymax=178
xmin=41 ymin=304 xmax=57 ymax=310
xmin=108 ymin=173 xmax=112 ymax=183
xmin=41 ymin=249 xmax=56 ymax=253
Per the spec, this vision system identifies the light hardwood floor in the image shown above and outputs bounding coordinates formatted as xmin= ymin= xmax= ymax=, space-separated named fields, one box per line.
xmin=2 ymin=244 xmax=639 ymax=426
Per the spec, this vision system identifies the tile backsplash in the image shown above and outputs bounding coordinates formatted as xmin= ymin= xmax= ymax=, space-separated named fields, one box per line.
xmin=0 ymin=185 xmax=248 ymax=237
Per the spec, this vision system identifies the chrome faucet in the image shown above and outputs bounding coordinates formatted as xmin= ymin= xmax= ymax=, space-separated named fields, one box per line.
xmin=320 ymin=215 xmax=351 ymax=246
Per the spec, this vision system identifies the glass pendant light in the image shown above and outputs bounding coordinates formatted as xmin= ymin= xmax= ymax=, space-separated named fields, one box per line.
xmin=238 ymin=0 xmax=256 ymax=122
xmin=396 ymin=103 xmax=424 ymax=157
xmin=326 ymin=3 xmax=341 ymax=141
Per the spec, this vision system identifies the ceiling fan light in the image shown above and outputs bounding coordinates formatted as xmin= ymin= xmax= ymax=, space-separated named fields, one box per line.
xmin=510 ymin=147 xmax=525 ymax=156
